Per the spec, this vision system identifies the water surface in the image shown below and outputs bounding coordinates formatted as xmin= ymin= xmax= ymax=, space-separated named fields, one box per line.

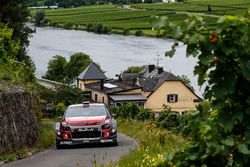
xmin=28 ymin=27 xmax=203 ymax=96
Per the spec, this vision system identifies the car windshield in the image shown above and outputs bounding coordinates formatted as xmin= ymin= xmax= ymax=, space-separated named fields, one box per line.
xmin=65 ymin=105 xmax=107 ymax=118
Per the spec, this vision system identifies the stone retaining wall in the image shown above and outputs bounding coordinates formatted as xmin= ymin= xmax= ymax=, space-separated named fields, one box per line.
xmin=0 ymin=85 xmax=39 ymax=154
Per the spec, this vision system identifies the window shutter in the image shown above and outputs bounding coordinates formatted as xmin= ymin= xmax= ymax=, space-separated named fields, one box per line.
xmin=175 ymin=94 xmax=178 ymax=102
xmin=167 ymin=95 xmax=170 ymax=102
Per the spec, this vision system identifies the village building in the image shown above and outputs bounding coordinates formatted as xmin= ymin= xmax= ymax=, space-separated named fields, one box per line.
xmin=162 ymin=0 xmax=176 ymax=3
xmin=77 ymin=63 xmax=202 ymax=114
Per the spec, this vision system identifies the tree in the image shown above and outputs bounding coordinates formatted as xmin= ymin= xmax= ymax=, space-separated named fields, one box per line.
xmin=0 ymin=0 xmax=33 ymax=62
xmin=43 ymin=55 xmax=67 ymax=82
xmin=0 ymin=23 xmax=20 ymax=59
xmin=66 ymin=52 xmax=101 ymax=82
xmin=43 ymin=52 xmax=102 ymax=83
xmin=156 ymin=13 xmax=250 ymax=166
xmin=177 ymin=74 xmax=195 ymax=92
xmin=0 ymin=23 xmax=35 ymax=82
xmin=0 ymin=0 xmax=35 ymax=82
xmin=34 ymin=11 xmax=46 ymax=26
xmin=124 ymin=65 xmax=145 ymax=73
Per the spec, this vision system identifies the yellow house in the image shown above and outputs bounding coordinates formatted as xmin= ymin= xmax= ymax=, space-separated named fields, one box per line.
xmin=77 ymin=63 xmax=202 ymax=113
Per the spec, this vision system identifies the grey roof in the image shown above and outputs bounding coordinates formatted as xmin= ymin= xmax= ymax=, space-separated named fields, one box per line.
xmin=122 ymin=65 xmax=179 ymax=92
xmin=109 ymin=94 xmax=147 ymax=102
xmin=85 ymin=79 xmax=141 ymax=94
xmin=77 ymin=63 xmax=107 ymax=80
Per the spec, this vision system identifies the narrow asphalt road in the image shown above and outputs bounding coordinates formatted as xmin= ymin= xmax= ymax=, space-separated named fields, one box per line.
xmin=1 ymin=133 xmax=137 ymax=167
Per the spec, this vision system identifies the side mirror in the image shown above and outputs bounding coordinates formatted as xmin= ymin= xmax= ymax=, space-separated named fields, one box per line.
xmin=111 ymin=114 xmax=116 ymax=118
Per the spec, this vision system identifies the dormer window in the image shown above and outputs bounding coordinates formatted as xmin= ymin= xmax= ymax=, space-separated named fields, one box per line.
xmin=167 ymin=94 xmax=178 ymax=103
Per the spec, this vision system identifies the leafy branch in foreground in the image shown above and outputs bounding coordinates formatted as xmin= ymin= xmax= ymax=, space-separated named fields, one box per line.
xmin=155 ymin=12 xmax=250 ymax=166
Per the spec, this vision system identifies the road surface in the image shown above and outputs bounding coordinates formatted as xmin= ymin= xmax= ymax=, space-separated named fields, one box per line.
xmin=1 ymin=133 xmax=137 ymax=167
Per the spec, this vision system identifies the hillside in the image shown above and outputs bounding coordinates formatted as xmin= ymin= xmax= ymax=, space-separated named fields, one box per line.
xmin=30 ymin=0 xmax=250 ymax=36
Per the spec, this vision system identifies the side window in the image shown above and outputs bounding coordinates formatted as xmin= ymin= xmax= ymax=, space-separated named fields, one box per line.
xmin=167 ymin=94 xmax=178 ymax=103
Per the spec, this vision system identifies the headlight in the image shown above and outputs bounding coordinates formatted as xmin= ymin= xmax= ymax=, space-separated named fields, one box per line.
xmin=61 ymin=126 xmax=70 ymax=131
xmin=101 ymin=124 xmax=111 ymax=129
xmin=62 ymin=122 xmax=68 ymax=126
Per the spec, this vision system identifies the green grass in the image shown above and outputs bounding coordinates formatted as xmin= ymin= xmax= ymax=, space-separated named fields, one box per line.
xmin=37 ymin=124 xmax=56 ymax=149
xmin=30 ymin=0 xmax=249 ymax=37
xmin=108 ymin=119 xmax=186 ymax=166
xmin=133 ymin=0 xmax=250 ymax=15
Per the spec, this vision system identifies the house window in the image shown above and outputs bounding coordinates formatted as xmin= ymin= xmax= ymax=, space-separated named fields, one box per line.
xmin=167 ymin=94 xmax=178 ymax=103
xmin=137 ymin=101 xmax=145 ymax=106
xmin=102 ymin=97 xmax=105 ymax=103
xmin=95 ymin=94 xmax=98 ymax=102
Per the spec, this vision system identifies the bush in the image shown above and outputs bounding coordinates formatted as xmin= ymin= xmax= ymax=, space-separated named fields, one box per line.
xmin=123 ymin=28 xmax=130 ymax=35
xmin=135 ymin=30 xmax=144 ymax=36
xmin=54 ymin=102 xmax=66 ymax=117
xmin=110 ymin=103 xmax=155 ymax=121
xmin=86 ymin=23 xmax=110 ymax=34
xmin=135 ymin=108 xmax=155 ymax=121
xmin=63 ymin=23 xmax=73 ymax=29
xmin=156 ymin=106 xmax=180 ymax=133
xmin=86 ymin=23 xmax=94 ymax=32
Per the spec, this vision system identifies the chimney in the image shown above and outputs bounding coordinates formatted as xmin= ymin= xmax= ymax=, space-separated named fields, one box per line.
xmin=148 ymin=65 xmax=155 ymax=73
xmin=158 ymin=67 xmax=163 ymax=74
xmin=100 ymin=79 xmax=104 ymax=90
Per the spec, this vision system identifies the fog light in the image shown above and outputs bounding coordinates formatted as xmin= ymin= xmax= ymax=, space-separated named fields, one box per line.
xmin=103 ymin=131 xmax=110 ymax=138
xmin=57 ymin=132 xmax=61 ymax=135
xmin=111 ymin=129 xmax=116 ymax=133
xmin=63 ymin=133 xmax=69 ymax=140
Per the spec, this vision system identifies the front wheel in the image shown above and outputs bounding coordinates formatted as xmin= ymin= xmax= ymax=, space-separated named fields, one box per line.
xmin=112 ymin=141 xmax=118 ymax=146
xmin=56 ymin=144 xmax=64 ymax=149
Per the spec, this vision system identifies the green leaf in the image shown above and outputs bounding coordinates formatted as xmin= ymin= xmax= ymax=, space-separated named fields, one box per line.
xmin=240 ymin=58 xmax=250 ymax=80
xmin=188 ymin=33 xmax=199 ymax=45
xmin=218 ymin=114 xmax=234 ymax=131
xmin=222 ymin=137 xmax=235 ymax=146
xmin=245 ymin=131 xmax=250 ymax=144
xmin=199 ymin=53 xmax=212 ymax=65
xmin=232 ymin=111 xmax=243 ymax=122
xmin=165 ymin=49 xmax=176 ymax=58
xmin=200 ymin=124 xmax=211 ymax=135
xmin=238 ymin=143 xmax=250 ymax=155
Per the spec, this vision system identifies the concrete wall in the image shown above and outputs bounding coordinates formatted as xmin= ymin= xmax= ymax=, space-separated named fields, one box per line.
xmin=0 ymin=85 xmax=39 ymax=155
xmin=145 ymin=80 xmax=200 ymax=112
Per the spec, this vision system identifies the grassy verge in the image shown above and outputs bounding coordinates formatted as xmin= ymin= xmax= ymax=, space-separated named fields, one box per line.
xmin=110 ymin=119 xmax=186 ymax=166
xmin=0 ymin=123 xmax=55 ymax=163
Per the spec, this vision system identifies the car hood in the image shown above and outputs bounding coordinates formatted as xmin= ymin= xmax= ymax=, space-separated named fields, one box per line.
xmin=64 ymin=116 xmax=106 ymax=126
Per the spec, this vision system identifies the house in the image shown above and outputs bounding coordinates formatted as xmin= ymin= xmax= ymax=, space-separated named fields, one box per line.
xmin=162 ymin=0 xmax=176 ymax=3
xmin=77 ymin=63 xmax=202 ymax=114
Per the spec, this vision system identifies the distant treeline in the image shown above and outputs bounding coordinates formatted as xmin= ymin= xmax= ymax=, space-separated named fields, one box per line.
xmin=26 ymin=0 xmax=158 ymax=7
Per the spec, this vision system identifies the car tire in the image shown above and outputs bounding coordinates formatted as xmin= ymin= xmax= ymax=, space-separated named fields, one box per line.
xmin=56 ymin=144 xmax=64 ymax=149
xmin=112 ymin=141 xmax=118 ymax=146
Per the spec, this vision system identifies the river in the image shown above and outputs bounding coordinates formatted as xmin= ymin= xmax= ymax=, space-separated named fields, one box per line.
xmin=28 ymin=26 xmax=203 ymax=96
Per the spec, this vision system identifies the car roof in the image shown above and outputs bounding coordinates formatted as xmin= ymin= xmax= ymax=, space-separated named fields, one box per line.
xmin=68 ymin=103 xmax=106 ymax=108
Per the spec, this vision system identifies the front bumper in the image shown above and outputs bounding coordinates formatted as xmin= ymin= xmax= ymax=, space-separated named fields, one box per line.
xmin=57 ymin=136 xmax=117 ymax=145
xmin=56 ymin=128 xmax=117 ymax=146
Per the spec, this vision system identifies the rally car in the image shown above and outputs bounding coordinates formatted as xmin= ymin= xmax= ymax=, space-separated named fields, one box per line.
xmin=55 ymin=102 xmax=118 ymax=149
